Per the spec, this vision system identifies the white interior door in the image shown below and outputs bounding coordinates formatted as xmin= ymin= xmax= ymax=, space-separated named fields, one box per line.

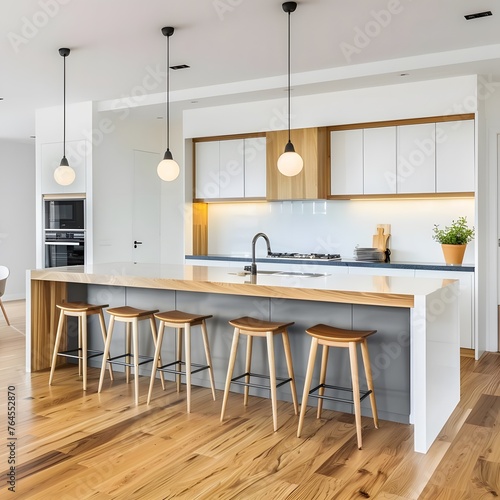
xmin=132 ymin=150 xmax=161 ymax=263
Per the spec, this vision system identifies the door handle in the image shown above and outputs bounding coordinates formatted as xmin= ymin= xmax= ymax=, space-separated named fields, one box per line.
xmin=133 ymin=240 xmax=143 ymax=249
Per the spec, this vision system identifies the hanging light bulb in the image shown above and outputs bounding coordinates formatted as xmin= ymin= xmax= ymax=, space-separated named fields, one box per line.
xmin=54 ymin=47 xmax=76 ymax=186
xmin=277 ymin=2 xmax=303 ymax=177
xmin=157 ymin=26 xmax=180 ymax=182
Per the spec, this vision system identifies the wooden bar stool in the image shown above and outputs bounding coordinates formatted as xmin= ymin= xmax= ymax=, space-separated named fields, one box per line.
xmin=220 ymin=316 xmax=299 ymax=432
xmin=97 ymin=306 xmax=165 ymax=405
xmin=297 ymin=324 xmax=379 ymax=449
xmin=147 ymin=310 xmax=216 ymax=413
xmin=49 ymin=302 xmax=113 ymax=391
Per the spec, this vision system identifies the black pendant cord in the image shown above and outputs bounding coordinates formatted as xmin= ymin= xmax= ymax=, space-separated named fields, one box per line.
xmin=287 ymin=8 xmax=291 ymax=145
xmin=166 ymin=32 xmax=170 ymax=152
xmin=63 ymin=53 xmax=66 ymax=159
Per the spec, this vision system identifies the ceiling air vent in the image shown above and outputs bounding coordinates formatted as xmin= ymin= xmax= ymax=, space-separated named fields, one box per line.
xmin=170 ymin=64 xmax=190 ymax=70
xmin=464 ymin=11 xmax=492 ymax=20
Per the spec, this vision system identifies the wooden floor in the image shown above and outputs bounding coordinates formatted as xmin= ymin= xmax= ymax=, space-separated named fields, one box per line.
xmin=0 ymin=300 xmax=499 ymax=499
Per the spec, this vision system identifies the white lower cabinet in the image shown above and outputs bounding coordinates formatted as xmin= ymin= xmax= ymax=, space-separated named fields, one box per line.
xmin=415 ymin=270 xmax=474 ymax=349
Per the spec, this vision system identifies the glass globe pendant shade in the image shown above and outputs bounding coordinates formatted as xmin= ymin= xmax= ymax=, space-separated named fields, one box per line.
xmin=277 ymin=141 xmax=303 ymax=176
xmin=54 ymin=156 xmax=76 ymax=186
xmin=157 ymin=149 xmax=180 ymax=181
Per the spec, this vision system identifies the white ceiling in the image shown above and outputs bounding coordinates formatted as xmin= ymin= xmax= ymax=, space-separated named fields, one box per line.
xmin=2 ymin=0 xmax=500 ymax=142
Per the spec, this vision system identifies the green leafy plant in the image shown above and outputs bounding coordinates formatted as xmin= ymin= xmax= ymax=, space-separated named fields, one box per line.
xmin=432 ymin=216 xmax=475 ymax=245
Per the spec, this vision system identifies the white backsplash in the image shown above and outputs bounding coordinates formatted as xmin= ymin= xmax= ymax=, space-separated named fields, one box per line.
xmin=207 ymin=198 xmax=476 ymax=264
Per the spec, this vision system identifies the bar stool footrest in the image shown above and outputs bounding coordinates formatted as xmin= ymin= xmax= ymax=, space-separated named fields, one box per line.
xmin=157 ymin=360 xmax=210 ymax=376
xmin=231 ymin=372 xmax=292 ymax=391
xmin=57 ymin=348 xmax=104 ymax=360
xmin=107 ymin=353 xmax=154 ymax=367
xmin=309 ymin=383 xmax=372 ymax=405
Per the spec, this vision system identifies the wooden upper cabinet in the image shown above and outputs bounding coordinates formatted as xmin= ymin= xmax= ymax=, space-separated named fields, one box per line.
xmin=266 ymin=127 xmax=328 ymax=200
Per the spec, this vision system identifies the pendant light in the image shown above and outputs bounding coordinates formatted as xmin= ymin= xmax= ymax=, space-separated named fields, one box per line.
xmin=277 ymin=1 xmax=303 ymax=177
xmin=54 ymin=47 xmax=76 ymax=186
xmin=157 ymin=26 xmax=180 ymax=182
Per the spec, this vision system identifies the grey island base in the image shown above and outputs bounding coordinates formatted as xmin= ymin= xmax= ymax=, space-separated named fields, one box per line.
xmin=27 ymin=262 xmax=460 ymax=453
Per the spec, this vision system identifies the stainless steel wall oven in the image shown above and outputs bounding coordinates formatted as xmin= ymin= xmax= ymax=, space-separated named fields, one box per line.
xmin=43 ymin=198 xmax=85 ymax=268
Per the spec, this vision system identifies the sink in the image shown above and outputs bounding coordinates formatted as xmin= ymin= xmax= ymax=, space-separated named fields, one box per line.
xmin=228 ymin=270 xmax=329 ymax=278
xmin=272 ymin=271 xmax=330 ymax=278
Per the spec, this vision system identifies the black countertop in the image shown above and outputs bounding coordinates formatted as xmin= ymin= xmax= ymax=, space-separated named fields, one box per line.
xmin=185 ymin=254 xmax=474 ymax=272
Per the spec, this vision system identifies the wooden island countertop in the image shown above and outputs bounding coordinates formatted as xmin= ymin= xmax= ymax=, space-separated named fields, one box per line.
xmin=29 ymin=261 xmax=456 ymax=308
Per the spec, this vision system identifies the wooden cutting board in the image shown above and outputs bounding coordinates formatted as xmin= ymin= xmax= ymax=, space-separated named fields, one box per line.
xmin=373 ymin=227 xmax=390 ymax=251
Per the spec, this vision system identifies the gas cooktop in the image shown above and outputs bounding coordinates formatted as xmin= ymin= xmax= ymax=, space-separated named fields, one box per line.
xmin=267 ymin=252 xmax=341 ymax=261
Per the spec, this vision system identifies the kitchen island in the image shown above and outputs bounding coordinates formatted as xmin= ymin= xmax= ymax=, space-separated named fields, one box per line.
xmin=27 ymin=262 xmax=460 ymax=453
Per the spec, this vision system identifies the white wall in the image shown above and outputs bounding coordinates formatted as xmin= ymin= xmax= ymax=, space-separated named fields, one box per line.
xmin=207 ymin=199 xmax=475 ymax=264
xmin=0 ymin=139 xmax=36 ymax=300
xmin=91 ymin=106 xmax=184 ymax=265
xmin=184 ymin=75 xmax=478 ymax=138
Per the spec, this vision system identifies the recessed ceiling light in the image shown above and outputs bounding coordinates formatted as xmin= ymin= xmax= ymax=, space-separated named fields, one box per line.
xmin=30 ymin=135 xmax=36 ymax=139
xmin=400 ymin=73 xmax=409 ymax=77
xmin=464 ymin=11 xmax=492 ymax=20
xmin=170 ymin=64 xmax=190 ymax=70
xmin=190 ymin=100 xmax=198 ymax=104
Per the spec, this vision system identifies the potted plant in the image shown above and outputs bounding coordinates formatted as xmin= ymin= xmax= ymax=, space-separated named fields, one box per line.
xmin=432 ymin=216 xmax=475 ymax=265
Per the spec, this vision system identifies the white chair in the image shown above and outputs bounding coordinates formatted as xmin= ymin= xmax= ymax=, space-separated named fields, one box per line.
xmin=0 ymin=266 xmax=10 ymax=326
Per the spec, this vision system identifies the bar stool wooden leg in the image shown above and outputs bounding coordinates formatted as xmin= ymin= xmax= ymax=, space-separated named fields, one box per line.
xmin=78 ymin=316 xmax=83 ymax=377
xmin=221 ymin=327 xmax=240 ymax=423
xmin=361 ymin=339 xmax=379 ymax=428
xmin=49 ymin=309 xmax=66 ymax=386
xmin=317 ymin=345 xmax=329 ymax=418
xmin=132 ymin=317 xmax=140 ymax=406
xmin=98 ymin=315 xmax=115 ymax=393
xmin=201 ymin=320 xmax=216 ymax=401
xmin=185 ymin=323 xmax=193 ymax=413
xmin=349 ymin=341 xmax=363 ymax=449
xmin=147 ymin=320 xmax=165 ymax=405
xmin=243 ymin=334 xmax=253 ymax=407
xmin=282 ymin=330 xmax=298 ymax=415
xmin=149 ymin=316 xmax=165 ymax=391
xmin=176 ymin=327 xmax=182 ymax=393
xmin=125 ymin=322 xmax=131 ymax=384
xmin=266 ymin=331 xmax=279 ymax=432
xmin=81 ymin=315 xmax=88 ymax=391
xmin=297 ymin=337 xmax=319 ymax=438
xmin=98 ymin=310 xmax=113 ymax=381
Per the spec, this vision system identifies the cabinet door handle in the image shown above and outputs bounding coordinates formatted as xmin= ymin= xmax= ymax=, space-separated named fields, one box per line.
xmin=133 ymin=240 xmax=143 ymax=248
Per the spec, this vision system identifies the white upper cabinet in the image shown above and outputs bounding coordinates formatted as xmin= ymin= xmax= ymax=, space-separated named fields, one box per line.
xmin=330 ymin=129 xmax=363 ymax=195
xmin=195 ymin=136 xmax=266 ymax=201
xmin=397 ymin=123 xmax=436 ymax=194
xmin=363 ymin=126 xmax=397 ymax=194
xmin=244 ymin=137 xmax=267 ymax=198
xmin=436 ymin=120 xmax=475 ymax=193
xmin=219 ymin=139 xmax=244 ymax=198
xmin=329 ymin=117 xmax=475 ymax=197
xmin=195 ymin=141 xmax=220 ymax=199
